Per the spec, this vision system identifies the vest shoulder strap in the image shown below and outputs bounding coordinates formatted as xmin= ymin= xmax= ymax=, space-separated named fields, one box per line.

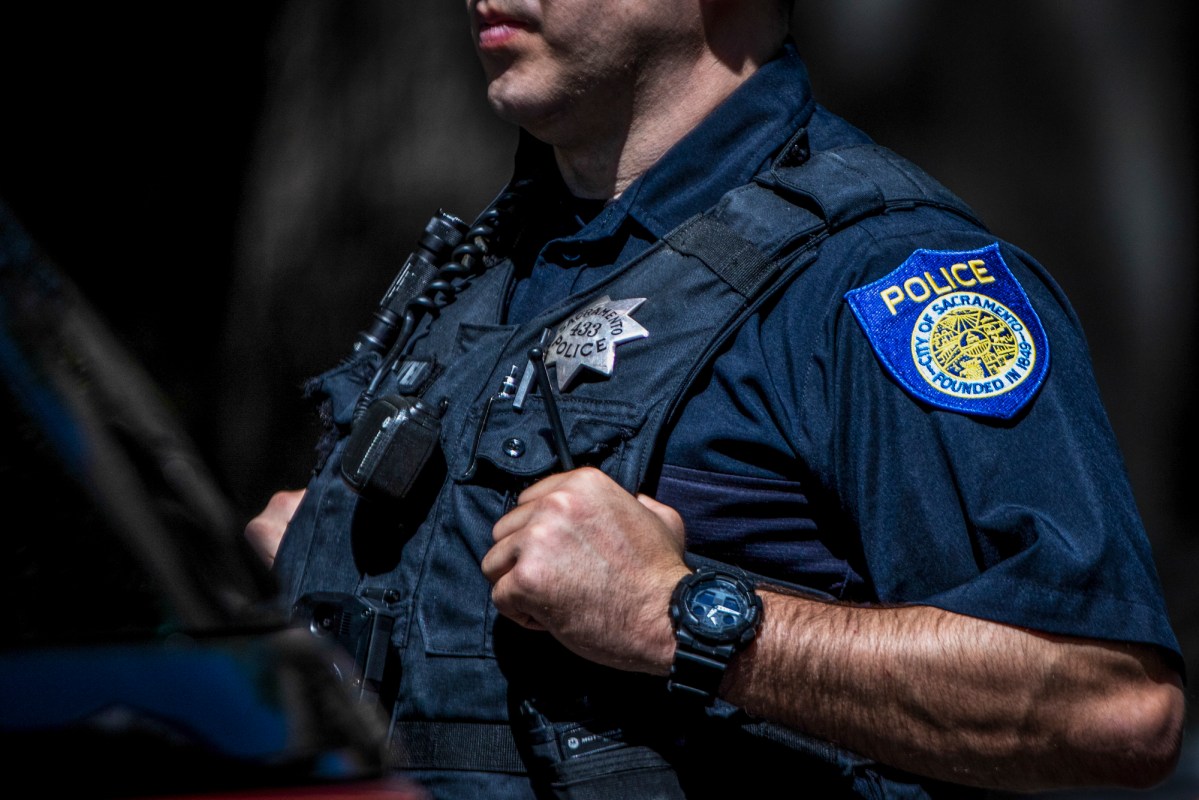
xmin=765 ymin=137 xmax=986 ymax=233
xmin=661 ymin=139 xmax=985 ymax=308
xmin=647 ymin=137 xmax=988 ymax=504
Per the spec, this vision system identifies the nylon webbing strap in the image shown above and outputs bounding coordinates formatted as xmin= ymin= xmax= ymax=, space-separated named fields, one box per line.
xmin=663 ymin=214 xmax=775 ymax=299
xmin=768 ymin=143 xmax=985 ymax=232
xmin=389 ymin=720 xmax=528 ymax=774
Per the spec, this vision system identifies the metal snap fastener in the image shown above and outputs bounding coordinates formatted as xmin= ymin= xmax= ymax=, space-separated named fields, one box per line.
xmin=502 ymin=438 xmax=525 ymax=458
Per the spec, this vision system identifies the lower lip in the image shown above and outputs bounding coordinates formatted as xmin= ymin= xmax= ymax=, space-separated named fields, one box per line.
xmin=478 ymin=22 xmax=526 ymax=49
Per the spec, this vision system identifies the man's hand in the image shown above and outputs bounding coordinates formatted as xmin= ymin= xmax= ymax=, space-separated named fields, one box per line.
xmin=480 ymin=469 xmax=1184 ymax=792
xmin=483 ymin=467 xmax=691 ymax=674
xmin=244 ymin=489 xmax=306 ymax=567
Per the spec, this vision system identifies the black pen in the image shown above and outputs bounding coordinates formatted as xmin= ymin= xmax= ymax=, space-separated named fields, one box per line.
xmin=528 ymin=346 xmax=574 ymax=471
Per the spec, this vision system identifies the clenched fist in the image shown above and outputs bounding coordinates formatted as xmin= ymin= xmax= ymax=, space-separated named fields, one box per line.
xmin=482 ymin=467 xmax=690 ymax=675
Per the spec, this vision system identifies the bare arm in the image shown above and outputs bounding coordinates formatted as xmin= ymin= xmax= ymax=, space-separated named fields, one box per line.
xmin=722 ymin=589 xmax=1185 ymax=791
xmin=484 ymin=467 xmax=1185 ymax=792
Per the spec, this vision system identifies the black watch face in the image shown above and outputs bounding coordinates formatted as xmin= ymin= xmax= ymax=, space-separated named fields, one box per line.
xmin=683 ymin=577 xmax=752 ymax=639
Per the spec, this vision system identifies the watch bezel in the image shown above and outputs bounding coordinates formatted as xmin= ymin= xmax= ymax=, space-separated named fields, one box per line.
xmin=670 ymin=568 xmax=762 ymax=647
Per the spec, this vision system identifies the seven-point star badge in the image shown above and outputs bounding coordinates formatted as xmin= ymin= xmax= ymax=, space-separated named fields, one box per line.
xmin=544 ymin=296 xmax=649 ymax=390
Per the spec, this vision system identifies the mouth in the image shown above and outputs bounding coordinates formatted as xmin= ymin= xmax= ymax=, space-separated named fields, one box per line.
xmin=474 ymin=4 xmax=533 ymax=50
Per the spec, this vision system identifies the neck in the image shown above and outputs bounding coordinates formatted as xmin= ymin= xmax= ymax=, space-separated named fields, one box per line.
xmin=552 ymin=54 xmax=759 ymax=200
xmin=547 ymin=21 xmax=782 ymax=201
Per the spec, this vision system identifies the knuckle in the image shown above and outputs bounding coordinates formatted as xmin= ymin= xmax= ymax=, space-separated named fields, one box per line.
xmin=662 ymin=505 xmax=684 ymax=529
xmin=542 ymin=489 xmax=574 ymax=515
xmin=527 ymin=521 xmax=558 ymax=547
xmin=510 ymin=557 xmax=546 ymax=595
xmin=571 ymin=466 xmax=603 ymax=488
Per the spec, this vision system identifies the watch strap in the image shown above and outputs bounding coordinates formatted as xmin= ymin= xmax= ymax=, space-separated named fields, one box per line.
xmin=668 ymin=566 xmax=762 ymax=702
xmin=667 ymin=629 xmax=737 ymax=700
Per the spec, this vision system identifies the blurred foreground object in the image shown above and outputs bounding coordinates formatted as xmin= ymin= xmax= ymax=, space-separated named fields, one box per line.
xmin=0 ymin=201 xmax=427 ymax=798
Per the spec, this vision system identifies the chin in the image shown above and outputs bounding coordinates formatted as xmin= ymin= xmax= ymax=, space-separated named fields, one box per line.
xmin=485 ymin=81 xmax=559 ymax=134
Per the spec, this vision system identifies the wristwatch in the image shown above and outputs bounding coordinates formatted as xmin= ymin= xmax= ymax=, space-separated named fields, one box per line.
xmin=668 ymin=566 xmax=763 ymax=702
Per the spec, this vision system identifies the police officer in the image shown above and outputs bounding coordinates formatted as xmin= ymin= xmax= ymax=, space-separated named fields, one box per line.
xmin=247 ymin=1 xmax=1185 ymax=797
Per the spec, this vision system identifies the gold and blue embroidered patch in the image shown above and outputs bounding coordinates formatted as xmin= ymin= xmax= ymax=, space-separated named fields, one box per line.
xmin=844 ymin=243 xmax=1049 ymax=418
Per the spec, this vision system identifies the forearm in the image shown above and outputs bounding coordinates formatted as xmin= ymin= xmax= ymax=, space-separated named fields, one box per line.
xmin=484 ymin=470 xmax=1184 ymax=791
xmin=720 ymin=590 xmax=1185 ymax=791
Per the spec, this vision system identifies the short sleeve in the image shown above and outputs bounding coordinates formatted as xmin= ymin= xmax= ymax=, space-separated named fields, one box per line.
xmin=776 ymin=212 xmax=1182 ymax=666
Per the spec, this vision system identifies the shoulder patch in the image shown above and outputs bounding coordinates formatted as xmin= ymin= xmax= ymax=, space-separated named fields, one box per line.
xmin=844 ymin=243 xmax=1049 ymax=419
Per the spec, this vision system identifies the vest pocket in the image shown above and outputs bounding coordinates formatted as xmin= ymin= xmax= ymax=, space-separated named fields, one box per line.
xmin=417 ymin=396 xmax=647 ymax=657
xmin=461 ymin=394 xmax=645 ymax=484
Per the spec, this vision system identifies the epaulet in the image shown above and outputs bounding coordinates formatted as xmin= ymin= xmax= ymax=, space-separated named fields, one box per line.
xmin=759 ymin=131 xmax=986 ymax=233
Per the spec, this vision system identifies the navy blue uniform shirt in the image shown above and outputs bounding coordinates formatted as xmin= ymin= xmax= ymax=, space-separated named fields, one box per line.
xmin=504 ymin=41 xmax=1181 ymax=668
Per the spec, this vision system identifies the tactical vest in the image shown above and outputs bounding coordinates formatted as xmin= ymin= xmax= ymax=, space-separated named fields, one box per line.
xmin=274 ymin=136 xmax=984 ymax=800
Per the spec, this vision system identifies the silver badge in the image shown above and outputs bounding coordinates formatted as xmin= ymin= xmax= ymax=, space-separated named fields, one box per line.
xmin=544 ymin=296 xmax=649 ymax=390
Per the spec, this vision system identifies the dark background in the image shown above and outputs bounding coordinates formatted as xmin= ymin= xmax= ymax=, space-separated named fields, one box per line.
xmin=2 ymin=2 xmax=1195 ymax=791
